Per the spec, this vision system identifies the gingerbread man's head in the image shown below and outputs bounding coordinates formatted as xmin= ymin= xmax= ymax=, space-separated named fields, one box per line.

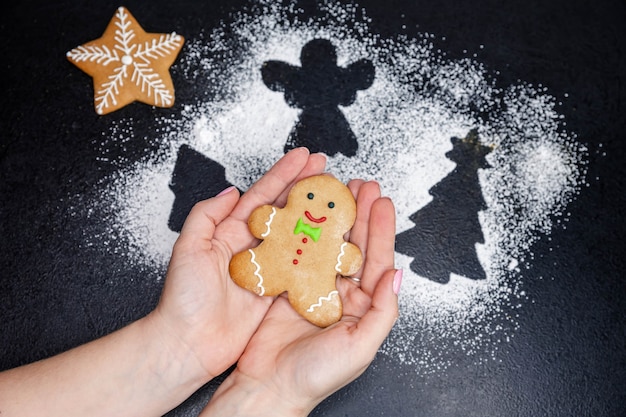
xmin=284 ymin=175 xmax=356 ymax=239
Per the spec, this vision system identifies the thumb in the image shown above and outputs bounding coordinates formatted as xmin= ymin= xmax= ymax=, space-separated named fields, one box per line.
xmin=179 ymin=186 xmax=240 ymax=241
xmin=355 ymin=269 xmax=401 ymax=352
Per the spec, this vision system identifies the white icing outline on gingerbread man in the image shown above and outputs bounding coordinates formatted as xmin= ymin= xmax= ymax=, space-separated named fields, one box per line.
xmin=249 ymin=249 xmax=266 ymax=296
xmin=307 ymin=290 xmax=339 ymax=313
xmin=261 ymin=207 xmax=277 ymax=238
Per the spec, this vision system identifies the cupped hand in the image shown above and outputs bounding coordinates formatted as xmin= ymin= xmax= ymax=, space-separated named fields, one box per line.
xmin=203 ymin=180 xmax=401 ymax=416
xmin=150 ymin=148 xmax=327 ymax=382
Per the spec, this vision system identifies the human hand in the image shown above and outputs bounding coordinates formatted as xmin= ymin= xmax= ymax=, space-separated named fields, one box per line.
xmin=0 ymin=148 xmax=329 ymax=417
xmin=201 ymin=180 xmax=401 ymax=417
xmin=148 ymin=147 xmax=328 ymax=384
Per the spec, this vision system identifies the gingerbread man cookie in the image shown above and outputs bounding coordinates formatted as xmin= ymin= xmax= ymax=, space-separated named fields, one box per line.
xmin=229 ymin=174 xmax=362 ymax=327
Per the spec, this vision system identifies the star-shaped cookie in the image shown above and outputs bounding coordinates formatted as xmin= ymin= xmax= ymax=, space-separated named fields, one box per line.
xmin=66 ymin=6 xmax=184 ymax=115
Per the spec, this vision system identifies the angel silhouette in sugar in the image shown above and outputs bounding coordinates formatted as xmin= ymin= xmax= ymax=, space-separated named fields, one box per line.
xmin=261 ymin=38 xmax=375 ymax=157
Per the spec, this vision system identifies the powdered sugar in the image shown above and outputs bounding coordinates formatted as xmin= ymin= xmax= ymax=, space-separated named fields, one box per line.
xmin=88 ymin=0 xmax=587 ymax=374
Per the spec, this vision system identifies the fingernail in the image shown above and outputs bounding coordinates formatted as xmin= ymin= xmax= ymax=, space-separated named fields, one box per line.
xmin=393 ymin=269 xmax=403 ymax=295
xmin=316 ymin=152 xmax=328 ymax=163
xmin=216 ymin=186 xmax=236 ymax=197
xmin=290 ymin=146 xmax=310 ymax=154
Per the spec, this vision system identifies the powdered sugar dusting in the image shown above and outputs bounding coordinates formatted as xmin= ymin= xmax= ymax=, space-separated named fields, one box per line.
xmin=88 ymin=0 xmax=587 ymax=374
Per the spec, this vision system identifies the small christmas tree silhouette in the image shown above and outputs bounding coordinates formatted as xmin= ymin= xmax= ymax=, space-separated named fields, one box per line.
xmin=168 ymin=145 xmax=238 ymax=232
xmin=395 ymin=129 xmax=493 ymax=283
xmin=261 ymin=38 xmax=375 ymax=156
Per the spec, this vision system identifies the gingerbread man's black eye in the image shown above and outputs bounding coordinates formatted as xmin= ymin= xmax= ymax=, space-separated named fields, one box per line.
xmin=307 ymin=192 xmax=314 ymax=200
xmin=328 ymin=201 xmax=335 ymax=208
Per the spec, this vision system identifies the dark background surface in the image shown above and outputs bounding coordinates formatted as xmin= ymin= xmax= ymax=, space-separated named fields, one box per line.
xmin=1 ymin=0 xmax=625 ymax=416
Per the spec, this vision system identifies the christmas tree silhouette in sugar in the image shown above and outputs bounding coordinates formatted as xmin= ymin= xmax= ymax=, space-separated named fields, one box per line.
xmin=168 ymin=145 xmax=237 ymax=233
xmin=395 ymin=129 xmax=493 ymax=283
xmin=261 ymin=38 xmax=375 ymax=156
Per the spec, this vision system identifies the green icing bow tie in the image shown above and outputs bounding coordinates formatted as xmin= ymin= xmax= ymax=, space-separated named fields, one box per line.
xmin=294 ymin=217 xmax=322 ymax=242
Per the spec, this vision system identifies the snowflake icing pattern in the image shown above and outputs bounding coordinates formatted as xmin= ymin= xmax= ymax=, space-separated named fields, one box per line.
xmin=67 ymin=7 xmax=184 ymax=115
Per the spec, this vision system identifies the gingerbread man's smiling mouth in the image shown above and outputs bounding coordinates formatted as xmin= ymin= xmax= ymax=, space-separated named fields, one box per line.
xmin=305 ymin=210 xmax=327 ymax=223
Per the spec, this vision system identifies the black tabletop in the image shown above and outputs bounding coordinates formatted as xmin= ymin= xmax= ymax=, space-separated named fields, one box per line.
xmin=1 ymin=0 xmax=625 ymax=416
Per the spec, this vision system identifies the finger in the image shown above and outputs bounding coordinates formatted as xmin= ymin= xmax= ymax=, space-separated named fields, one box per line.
xmin=354 ymin=269 xmax=401 ymax=359
xmin=360 ymin=197 xmax=396 ymax=296
xmin=336 ymin=276 xmax=373 ymax=318
xmin=348 ymin=181 xmax=381 ymax=267
xmin=344 ymin=178 xmax=364 ymax=243
xmin=347 ymin=179 xmax=365 ymax=199
xmin=231 ymin=147 xmax=313 ymax=222
xmin=177 ymin=186 xmax=241 ymax=248
xmin=301 ymin=153 xmax=327 ymax=179
xmin=345 ymin=179 xmax=364 ymax=241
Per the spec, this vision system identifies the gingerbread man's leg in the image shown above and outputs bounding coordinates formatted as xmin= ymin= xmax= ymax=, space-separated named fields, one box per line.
xmin=289 ymin=284 xmax=343 ymax=328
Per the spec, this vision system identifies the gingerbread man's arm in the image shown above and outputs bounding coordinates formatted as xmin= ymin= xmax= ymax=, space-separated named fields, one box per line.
xmin=248 ymin=205 xmax=280 ymax=240
xmin=334 ymin=242 xmax=362 ymax=276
